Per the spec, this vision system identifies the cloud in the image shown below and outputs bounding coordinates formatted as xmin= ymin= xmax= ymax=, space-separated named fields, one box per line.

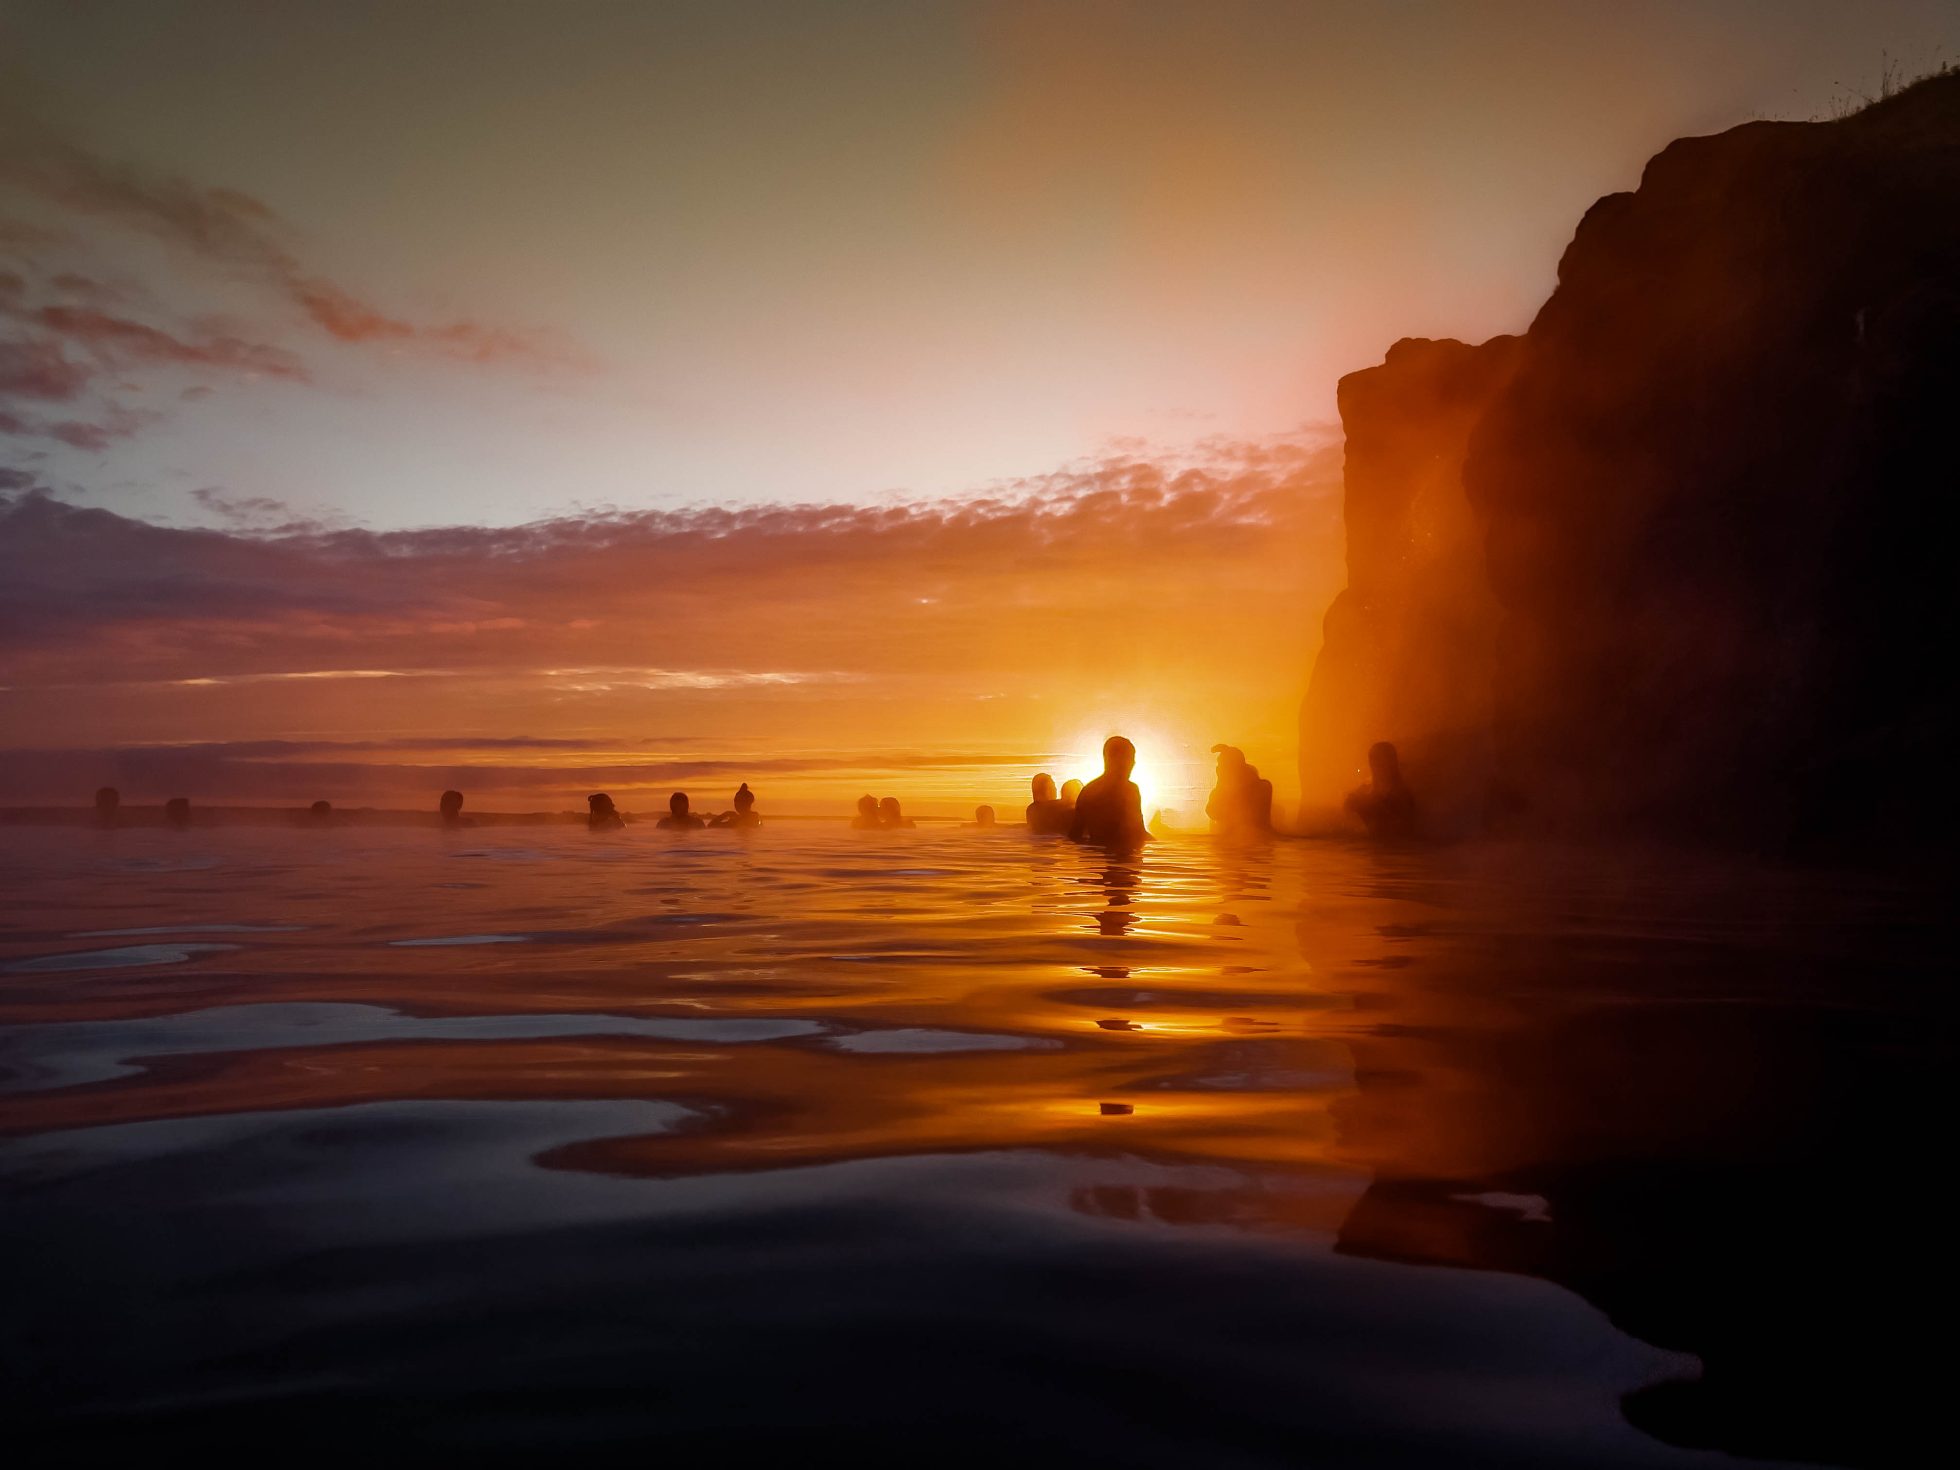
xmin=0 ymin=124 xmax=589 ymax=374
xmin=0 ymin=117 xmax=593 ymax=453
xmin=0 ymin=433 xmax=1345 ymax=804
xmin=0 ymin=335 xmax=88 ymax=399
xmin=30 ymin=305 xmax=308 ymax=381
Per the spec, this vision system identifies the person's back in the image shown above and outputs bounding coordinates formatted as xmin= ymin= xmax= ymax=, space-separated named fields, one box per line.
xmin=851 ymin=794 xmax=881 ymax=829
xmin=1025 ymin=773 xmax=1069 ymax=834
xmin=878 ymin=796 xmax=914 ymax=829
xmin=658 ymin=791 xmax=705 ymax=830
xmin=712 ymin=782 xmax=761 ymax=828
xmin=439 ymin=789 xmax=469 ymax=828
xmin=1345 ymin=741 xmax=1416 ymax=840
xmin=588 ymin=792 xmax=625 ymax=832
xmin=1207 ymin=744 xmax=1275 ymax=835
xmin=1069 ymin=736 xmax=1147 ymax=848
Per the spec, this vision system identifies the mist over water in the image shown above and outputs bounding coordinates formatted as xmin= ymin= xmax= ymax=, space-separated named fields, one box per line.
xmin=2 ymin=825 xmax=1941 ymax=1464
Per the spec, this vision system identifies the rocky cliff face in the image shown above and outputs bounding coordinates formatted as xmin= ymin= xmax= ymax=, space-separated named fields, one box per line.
xmin=1297 ymin=335 xmax=1519 ymax=831
xmin=1305 ymin=71 xmax=1960 ymax=849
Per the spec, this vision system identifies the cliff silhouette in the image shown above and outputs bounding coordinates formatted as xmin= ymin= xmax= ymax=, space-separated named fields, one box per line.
xmin=1303 ymin=70 xmax=1960 ymax=851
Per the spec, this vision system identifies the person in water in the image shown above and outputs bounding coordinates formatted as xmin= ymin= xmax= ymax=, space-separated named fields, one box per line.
xmin=851 ymin=794 xmax=882 ymax=830
xmin=307 ymin=799 xmax=334 ymax=825
xmin=1206 ymin=744 xmax=1274 ymax=835
xmin=967 ymin=804 xmax=997 ymax=827
xmin=1060 ymin=778 xmax=1083 ymax=809
xmin=165 ymin=796 xmax=191 ymax=830
xmin=438 ymin=789 xmax=469 ymax=828
xmin=587 ymin=792 xmax=625 ymax=832
xmin=1069 ymin=736 xmax=1148 ymax=848
xmin=711 ymin=783 xmax=761 ymax=828
xmin=1345 ymin=740 xmax=1416 ymax=840
xmin=658 ymin=791 xmax=706 ymax=830
xmin=878 ymin=796 xmax=914 ymax=829
xmin=93 ymin=786 xmax=120 ymax=829
xmin=1026 ymin=773 xmax=1070 ymax=834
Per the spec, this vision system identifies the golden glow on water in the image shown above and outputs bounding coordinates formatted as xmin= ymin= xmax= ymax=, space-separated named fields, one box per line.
xmin=2 ymin=824 xmax=1930 ymax=1463
xmin=0 ymin=826 xmax=1362 ymax=1195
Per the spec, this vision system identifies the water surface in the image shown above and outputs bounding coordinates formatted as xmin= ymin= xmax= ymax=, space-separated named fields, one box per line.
xmin=0 ymin=826 xmax=1945 ymax=1465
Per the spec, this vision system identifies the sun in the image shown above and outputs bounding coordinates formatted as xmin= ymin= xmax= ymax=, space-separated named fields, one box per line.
xmin=1061 ymin=723 xmax=1181 ymax=817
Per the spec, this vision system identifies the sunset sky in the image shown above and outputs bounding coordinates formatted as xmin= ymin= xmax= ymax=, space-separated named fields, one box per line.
xmin=5 ymin=0 xmax=1956 ymax=815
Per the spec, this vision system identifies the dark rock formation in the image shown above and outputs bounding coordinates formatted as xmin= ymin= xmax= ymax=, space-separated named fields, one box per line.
xmin=1306 ymin=70 xmax=1960 ymax=850
xmin=1299 ymin=335 xmax=1519 ymax=832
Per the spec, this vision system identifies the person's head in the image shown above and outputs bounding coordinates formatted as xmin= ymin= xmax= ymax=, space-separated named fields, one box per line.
xmin=733 ymin=783 xmax=755 ymax=812
xmin=94 ymin=786 xmax=119 ymax=815
xmin=309 ymin=799 xmax=332 ymax=819
xmin=1031 ymin=773 xmax=1056 ymax=802
xmin=1368 ymin=741 xmax=1401 ymax=786
xmin=856 ymin=794 xmax=878 ymax=818
xmin=879 ymin=796 xmax=902 ymax=820
xmin=589 ymin=792 xmax=616 ymax=815
xmin=165 ymin=796 xmax=191 ymax=827
xmin=1060 ymin=778 xmax=1083 ymax=805
xmin=1212 ymin=743 xmax=1247 ymax=776
xmin=974 ymin=805 xmax=995 ymax=826
xmin=669 ymin=791 xmax=690 ymax=817
xmin=1102 ymin=735 xmax=1136 ymax=781
xmin=439 ymin=789 xmax=463 ymax=819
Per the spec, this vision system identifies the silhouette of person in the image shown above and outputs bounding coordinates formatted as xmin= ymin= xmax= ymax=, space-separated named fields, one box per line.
xmin=1344 ymin=741 xmax=1416 ymax=840
xmin=711 ymin=783 xmax=761 ymax=828
xmin=657 ymin=791 xmax=706 ymax=830
xmin=878 ymin=796 xmax=914 ymax=829
xmin=967 ymin=804 xmax=997 ymax=827
xmin=1027 ymin=773 xmax=1071 ymax=834
xmin=1060 ymin=778 xmax=1083 ymax=809
xmin=1069 ymin=736 xmax=1148 ymax=848
xmin=588 ymin=792 xmax=625 ymax=832
xmin=1206 ymin=744 xmax=1274 ymax=835
xmin=439 ymin=789 xmax=470 ymax=828
xmin=164 ymin=797 xmax=191 ymax=830
xmin=308 ymin=799 xmax=333 ymax=825
xmin=93 ymin=786 xmax=120 ymax=829
xmin=851 ymin=794 xmax=882 ymax=830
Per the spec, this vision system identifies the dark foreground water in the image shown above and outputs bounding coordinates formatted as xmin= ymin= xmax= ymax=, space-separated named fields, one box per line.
xmin=0 ymin=826 xmax=1949 ymax=1467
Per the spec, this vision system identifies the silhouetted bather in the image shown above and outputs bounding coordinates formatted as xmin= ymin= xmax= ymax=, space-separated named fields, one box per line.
xmin=1206 ymin=744 xmax=1274 ymax=835
xmin=94 ymin=786 xmax=119 ymax=829
xmin=1345 ymin=741 xmax=1416 ymax=840
xmin=658 ymin=791 xmax=706 ymax=830
xmin=588 ymin=792 xmax=625 ymax=832
xmin=878 ymin=796 xmax=915 ymax=829
xmin=1069 ymin=736 xmax=1148 ymax=848
xmin=967 ymin=805 xmax=997 ymax=827
xmin=1060 ymin=778 xmax=1082 ymax=808
xmin=851 ymin=794 xmax=882 ymax=830
xmin=1026 ymin=773 xmax=1070 ymax=834
xmin=307 ymin=800 xmax=334 ymax=825
xmin=711 ymin=783 xmax=761 ymax=828
xmin=165 ymin=797 xmax=191 ymax=830
xmin=439 ymin=789 xmax=468 ymax=828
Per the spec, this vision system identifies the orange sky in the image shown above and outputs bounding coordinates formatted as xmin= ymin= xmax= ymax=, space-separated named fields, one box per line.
xmin=4 ymin=1 xmax=1955 ymax=814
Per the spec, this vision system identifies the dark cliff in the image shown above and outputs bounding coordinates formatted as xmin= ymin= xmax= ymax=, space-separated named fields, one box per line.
xmin=1306 ymin=70 xmax=1960 ymax=849
xmin=1298 ymin=336 xmax=1519 ymax=832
